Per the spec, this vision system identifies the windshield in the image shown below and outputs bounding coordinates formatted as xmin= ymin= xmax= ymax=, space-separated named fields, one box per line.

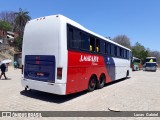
xmin=133 ymin=59 xmax=140 ymax=63
xmin=146 ymin=58 xmax=156 ymax=62
xmin=146 ymin=63 xmax=156 ymax=67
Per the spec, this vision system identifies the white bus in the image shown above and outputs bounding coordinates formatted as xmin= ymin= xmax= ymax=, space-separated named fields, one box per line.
xmin=21 ymin=14 xmax=132 ymax=95
xmin=143 ymin=57 xmax=157 ymax=72
xmin=132 ymin=57 xmax=142 ymax=71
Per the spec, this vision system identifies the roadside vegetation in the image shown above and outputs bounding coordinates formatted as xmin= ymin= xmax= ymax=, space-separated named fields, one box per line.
xmin=113 ymin=35 xmax=160 ymax=64
xmin=0 ymin=9 xmax=160 ymax=65
xmin=0 ymin=8 xmax=31 ymax=52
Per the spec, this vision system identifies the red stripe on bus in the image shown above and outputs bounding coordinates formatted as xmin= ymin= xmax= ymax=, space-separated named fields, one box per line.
xmin=66 ymin=50 xmax=111 ymax=94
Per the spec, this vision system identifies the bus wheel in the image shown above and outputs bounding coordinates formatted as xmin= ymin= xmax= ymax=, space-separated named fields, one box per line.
xmin=88 ymin=76 xmax=97 ymax=92
xmin=126 ymin=71 xmax=129 ymax=78
xmin=97 ymin=74 xmax=105 ymax=89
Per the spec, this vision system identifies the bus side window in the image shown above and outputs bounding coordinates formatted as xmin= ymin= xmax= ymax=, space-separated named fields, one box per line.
xmin=96 ymin=39 xmax=100 ymax=52
xmin=106 ymin=43 xmax=111 ymax=55
xmin=120 ymin=48 xmax=124 ymax=58
xmin=124 ymin=50 xmax=127 ymax=59
xmin=81 ymin=32 xmax=90 ymax=51
xmin=117 ymin=47 xmax=120 ymax=57
xmin=126 ymin=50 xmax=129 ymax=59
xmin=68 ymin=27 xmax=80 ymax=49
xmin=105 ymin=42 xmax=107 ymax=54
xmin=100 ymin=40 xmax=105 ymax=54
xmin=121 ymin=48 xmax=124 ymax=58
xmin=90 ymin=45 xmax=92 ymax=51
xmin=90 ymin=36 xmax=95 ymax=52
xmin=114 ymin=45 xmax=117 ymax=57
xmin=68 ymin=28 xmax=73 ymax=49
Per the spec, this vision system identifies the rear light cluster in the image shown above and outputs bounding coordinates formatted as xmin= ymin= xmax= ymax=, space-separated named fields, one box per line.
xmin=57 ymin=68 xmax=62 ymax=80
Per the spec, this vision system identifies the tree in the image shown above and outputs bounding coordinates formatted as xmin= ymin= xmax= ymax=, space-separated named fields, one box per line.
xmin=0 ymin=20 xmax=12 ymax=41
xmin=0 ymin=20 xmax=12 ymax=32
xmin=14 ymin=8 xmax=31 ymax=51
xmin=14 ymin=8 xmax=31 ymax=37
xmin=14 ymin=36 xmax=22 ymax=51
xmin=112 ymin=35 xmax=131 ymax=49
xmin=149 ymin=51 xmax=160 ymax=64
xmin=0 ymin=11 xmax=16 ymax=27
xmin=132 ymin=42 xmax=149 ymax=64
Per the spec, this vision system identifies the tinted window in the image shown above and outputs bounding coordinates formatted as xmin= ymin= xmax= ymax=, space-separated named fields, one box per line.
xmin=126 ymin=50 xmax=129 ymax=59
xmin=133 ymin=59 xmax=141 ymax=63
xmin=81 ymin=32 xmax=90 ymax=51
xmin=90 ymin=36 xmax=95 ymax=52
xmin=146 ymin=58 xmax=156 ymax=62
xmin=96 ymin=39 xmax=100 ymax=52
xmin=100 ymin=40 xmax=105 ymax=54
xmin=68 ymin=27 xmax=81 ymax=49
xmin=117 ymin=47 xmax=120 ymax=57
xmin=107 ymin=43 xmax=111 ymax=55
xmin=120 ymin=48 xmax=124 ymax=58
xmin=114 ymin=45 xmax=117 ymax=56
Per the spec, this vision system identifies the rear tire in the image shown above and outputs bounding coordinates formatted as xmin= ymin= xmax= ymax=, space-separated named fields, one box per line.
xmin=88 ymin=76 xmax=97 ymax=92
xmin=97 ymin=74 xmax=105 ymax=89
xmin=126 ymin=71 xmax=129 ymax=78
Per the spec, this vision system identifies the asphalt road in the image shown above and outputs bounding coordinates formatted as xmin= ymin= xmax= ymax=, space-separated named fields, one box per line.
xmin=0 ymin=67 xmax=160 ymax=120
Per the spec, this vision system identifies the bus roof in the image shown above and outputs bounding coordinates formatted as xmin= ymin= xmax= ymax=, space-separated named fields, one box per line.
xmin=29 ymin=14 xmax=131 ymax=51
xmin=146 ymin=57 xmax=156 ymax=59
xmin=133 ymin=57 xmax=140 ymax=60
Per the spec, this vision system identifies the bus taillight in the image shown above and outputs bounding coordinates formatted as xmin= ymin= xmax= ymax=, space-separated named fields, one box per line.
xmin=57 ymin=68 xmax=62 ymax=80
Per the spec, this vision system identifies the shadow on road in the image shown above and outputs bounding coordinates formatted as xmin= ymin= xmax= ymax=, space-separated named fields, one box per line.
xmin=0 ymin=78 xmax=11 ymax=80
xmin=20 ymin=89 xmax=88 ymax=104
xmin=20 ymin=77 xmax=129 ymax=104
xmin=105 ymin=77 xmax=129 ymax=87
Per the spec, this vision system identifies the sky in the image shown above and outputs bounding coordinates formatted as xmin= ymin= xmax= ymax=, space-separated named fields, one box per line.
xmin=0 ymin=0 xmax=160 ymax=51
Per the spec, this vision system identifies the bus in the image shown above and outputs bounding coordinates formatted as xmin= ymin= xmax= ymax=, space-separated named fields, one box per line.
xmin=132 ymin=57 xmax=142 ymax=71
xmin=21 ymin=14 xmax=132 ymax=95
xmin=143 ymin=57 xmax=157 ymax=72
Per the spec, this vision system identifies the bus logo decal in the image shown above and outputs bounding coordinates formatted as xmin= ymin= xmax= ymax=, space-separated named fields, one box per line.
xmin=79 ymin=55 xmax=99 ymax=63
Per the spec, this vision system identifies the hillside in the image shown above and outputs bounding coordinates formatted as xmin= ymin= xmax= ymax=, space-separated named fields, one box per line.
xmin=0 ymin=46 xmax=14 ymax=65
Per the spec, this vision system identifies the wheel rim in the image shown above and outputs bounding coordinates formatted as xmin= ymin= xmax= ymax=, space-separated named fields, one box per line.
xmin=90 ymin=78 xmax=96 ymax=89
xmin=100 ymin=76 xmax=105 ymax=85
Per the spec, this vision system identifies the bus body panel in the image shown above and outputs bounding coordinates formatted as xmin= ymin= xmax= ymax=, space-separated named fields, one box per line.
xmin=66 ymin=51 xmax=131 ymax=94
xmin=22 ymin=78 xmax=66 ymax=95
xmin=22 ymin=14 xmax=132 ymax=95
xmin=22 ymin=15 xmax=68 ymax=94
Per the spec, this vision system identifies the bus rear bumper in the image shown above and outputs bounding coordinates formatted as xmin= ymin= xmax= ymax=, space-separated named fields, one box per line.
xmin=21 ymin=78 xmax=66 ymax=95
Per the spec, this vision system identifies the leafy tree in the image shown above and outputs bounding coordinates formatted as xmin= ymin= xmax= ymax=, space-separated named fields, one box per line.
xmin=149 ymin=51 xmax=160 ymax=64
xmin=112 ymin=35 xmax=131 ymax=49
xmin=14 ymin=8 xmax=31 ymax=51
xmin=0 ymin=20 xmax=12 ymax=43
xmin=0 ymin=11 xmax=16 ymax=27
xmin=14 ymin=36 xmax=22 ymax=51
xmin=0 ymin=20 xmax=12 ymax=32
xmin=132 ymin=42 xmax=149 ymax=64
xmin=14 ymin=8 xmax=31 ymax=37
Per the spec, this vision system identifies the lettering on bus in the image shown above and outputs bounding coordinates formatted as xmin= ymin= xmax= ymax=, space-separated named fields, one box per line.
xmin=79 ymin=55 xmax=99 ymax=63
